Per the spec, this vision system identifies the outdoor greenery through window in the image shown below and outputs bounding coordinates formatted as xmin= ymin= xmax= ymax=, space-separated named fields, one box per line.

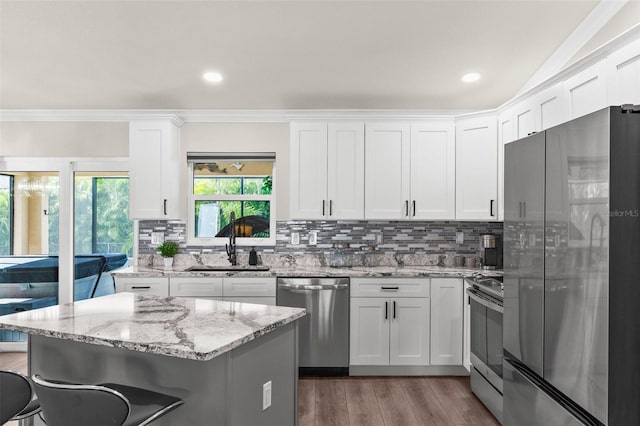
xmin=75 ymin=176 xmax=133 ymax=256
xmin=0 ymin=175 xmax=13 ymax=255
xmin=189 ymin=155 xmax=275 ymax=245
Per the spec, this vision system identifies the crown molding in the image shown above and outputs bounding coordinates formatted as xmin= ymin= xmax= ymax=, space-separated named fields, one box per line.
xmin=0 ymin=110 xmax=184 ymax=127
xmin=0 ymin=108 xmax=473 ymax=123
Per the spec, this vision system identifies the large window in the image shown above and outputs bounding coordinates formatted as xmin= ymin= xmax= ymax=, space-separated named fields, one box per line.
xmin=188 ymin=154 xmax=275 ymax=246
xmin=75 ymin=175 xmax=133 ymax=256
xmin=0 ymin=175 xmax=13 ymax=255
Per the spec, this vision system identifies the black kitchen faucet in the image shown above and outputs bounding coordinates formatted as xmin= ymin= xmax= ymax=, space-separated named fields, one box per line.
xmin=225 ymin=211 xmax=237 ymax=266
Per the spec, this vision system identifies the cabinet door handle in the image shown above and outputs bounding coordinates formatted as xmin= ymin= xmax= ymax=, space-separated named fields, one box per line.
xmin=163 ymin=199 xmax=168 ymax=215
xmin=329 ymin=200 xmax=333 ymax=216
xmin=385 ymin=301 xmax=388 ymax=320
xmin=393 ymin=300 xmax=396 ymax=319
xmin=381 ymin=286 xmax=399 ymax=290
xmin=490 ymin=200 xmax=495 ymax=217
xmin=131 ymin=286 xmax=150 ymax=290
xmin=412 ymin=200 xmax=416 ymax=217
xmin=322 ymin=200 xmax=326 ymax=216
xmin=405 ymin=200 xmax=409 ymax=217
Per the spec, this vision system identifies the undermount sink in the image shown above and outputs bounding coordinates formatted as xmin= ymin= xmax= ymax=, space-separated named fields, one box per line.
xmin=184 ymin=265 xmax=270 ymax=272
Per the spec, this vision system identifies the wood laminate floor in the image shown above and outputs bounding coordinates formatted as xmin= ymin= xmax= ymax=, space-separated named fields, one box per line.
xmin=1 ymin=352 xmax=499 ymax=426
xmin=299 ymin=376 xmax=499 ymax=426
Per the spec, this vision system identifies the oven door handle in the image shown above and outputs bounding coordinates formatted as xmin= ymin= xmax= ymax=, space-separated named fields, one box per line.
xmin=466 ymin=288 xmax=504 ymax=313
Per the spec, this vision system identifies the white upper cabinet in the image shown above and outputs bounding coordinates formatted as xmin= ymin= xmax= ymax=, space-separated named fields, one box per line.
xmin=563 ymin=59 xmax=607 ymax=120
xmin=327 ymin=123 xmax=365 ymax=219
xmin=364 ymin=123 xmax=411 ymax=219
xmin=607 ymin=39 xmax=640 ymax=106
xmin=290 ymin=123 xmax=328 ymax=219
xmin=410 ymin=122 xmax=456 ymax=220
xmin=455 ymin=115 xmax=498 ymax=220
xmin=290 ymin=122 xmax=364 ymax=220
xmin=365 ymin=121 xmax=455 ymax=220
xmin=497 ymin=109 xmax=514 ymax=222
xmin=535 ymin=82 xmax=564 ymax=130
xmin=129 ymin=120 xmax=184 ymax=220
xmin=512 ymin=99 xmax=536 ymax=140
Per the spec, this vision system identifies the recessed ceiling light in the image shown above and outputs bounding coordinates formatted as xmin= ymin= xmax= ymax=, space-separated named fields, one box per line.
xmin=203 ymin=71 xmax=223 ymax=84
xmin=462 ymin=72 xmax=481 ymax=83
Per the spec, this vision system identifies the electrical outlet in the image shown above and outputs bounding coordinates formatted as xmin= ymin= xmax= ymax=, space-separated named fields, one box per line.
xmin=151 ymin=232 xmax=164 ymax=245
xmin=309 ymin=230 xmax=318 ymax=245
xmin=375 ymin=233 xmax=383 ymax=244
xmin=262 ymin=381 xmax=272 ymax=410
xmin=456 ymin=231 xmax=464 ymax=244
xmin=291 ymin=232 xmax=300 ymax=245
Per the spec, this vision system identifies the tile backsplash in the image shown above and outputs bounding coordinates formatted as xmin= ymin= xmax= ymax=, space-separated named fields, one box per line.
xmin=138 ymin=219 xmax=503 ymax=260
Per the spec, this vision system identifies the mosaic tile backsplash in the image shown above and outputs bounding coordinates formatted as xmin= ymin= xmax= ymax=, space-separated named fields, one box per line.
xmin=138 ymin=220 xmax=503 ymax=267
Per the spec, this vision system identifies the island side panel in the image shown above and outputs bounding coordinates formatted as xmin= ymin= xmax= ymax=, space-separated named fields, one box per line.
xmin=26 ymin=322 xmax=299 ymax=426
xmin=27 ymin=334 xmax=228 ymax=425
xmin=228 ymin=321 xmax=298 ymax=426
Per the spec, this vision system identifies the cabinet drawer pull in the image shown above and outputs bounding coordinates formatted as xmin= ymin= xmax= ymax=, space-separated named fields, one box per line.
xmin=381 ymin=286 xmax=399 ymax=290
xmin=131 ymin=286 xmax=151 ymax=290
xmin=385 ymin=301 xmax=388 ymax=320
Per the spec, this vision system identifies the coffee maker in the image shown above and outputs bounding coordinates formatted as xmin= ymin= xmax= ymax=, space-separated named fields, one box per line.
xmin=479 ymin=234 xmax=503 ymax=270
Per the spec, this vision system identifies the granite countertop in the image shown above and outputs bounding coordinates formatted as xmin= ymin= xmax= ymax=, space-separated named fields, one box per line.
xmin=0 ymin=293 xmax=305 ymax=361
xmin=112 ymin=265 xmax=503 ymax=278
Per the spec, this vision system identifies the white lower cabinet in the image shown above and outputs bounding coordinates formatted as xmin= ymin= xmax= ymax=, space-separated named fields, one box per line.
xmin=169 ymin=277 xmax=222 ymax=299
xmin=350 ymin=298 xmax=391 ymax=365
xmin=350 ymin=278 xmax=430 ymax=366
xmin=430 ymin=278 xmax=463 ymax=365
xmin=116 ymin=276 xmax=275 ymax=304
xmin=115 ymin=277 xmax=169 ymax=296
xmin=389 ymin=298 xmax=430 ymax=365
xmin=222 ymin=277 xmax=276 ymax=298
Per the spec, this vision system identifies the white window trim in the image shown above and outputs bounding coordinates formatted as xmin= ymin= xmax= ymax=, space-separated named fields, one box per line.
xmin=186 ymin=161 xmax=276 ymax=247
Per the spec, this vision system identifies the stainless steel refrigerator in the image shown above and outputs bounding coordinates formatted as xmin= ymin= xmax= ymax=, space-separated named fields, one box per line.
xmin=503 ymin=106 xmax=640 ymax=425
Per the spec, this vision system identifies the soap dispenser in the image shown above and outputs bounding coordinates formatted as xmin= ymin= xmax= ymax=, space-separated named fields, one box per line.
xmin=248 ymin=247 xmax=258 ymax=266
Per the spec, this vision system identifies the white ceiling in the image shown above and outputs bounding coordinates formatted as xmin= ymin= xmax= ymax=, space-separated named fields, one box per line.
xmin=0 ymin=0 xmax=635 ymax=111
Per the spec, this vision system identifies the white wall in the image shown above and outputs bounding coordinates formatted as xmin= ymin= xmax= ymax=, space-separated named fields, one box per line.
xmin=181 ymin=122 xmax=290 ymax=220
xmin=0 ymin=122 xmax=128 ymax=157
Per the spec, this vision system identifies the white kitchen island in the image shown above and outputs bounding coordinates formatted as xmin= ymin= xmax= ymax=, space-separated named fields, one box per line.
xmin=0 ymin=292 xmax=305 ymax=426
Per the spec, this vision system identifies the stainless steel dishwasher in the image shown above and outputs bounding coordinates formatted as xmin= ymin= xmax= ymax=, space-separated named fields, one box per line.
xmin=276 ymin=277 xmax=349 ymax=376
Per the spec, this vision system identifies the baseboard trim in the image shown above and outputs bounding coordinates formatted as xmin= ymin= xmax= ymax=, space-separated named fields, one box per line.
xmin=349 ymin=365 xmax=469 ymax=376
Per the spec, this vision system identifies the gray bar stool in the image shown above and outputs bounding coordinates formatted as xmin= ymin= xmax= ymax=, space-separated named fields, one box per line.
xmin=0 ymin=370 xmax=41 ymax=424
xmin=32 ymin=374 xmax=183 ymax=426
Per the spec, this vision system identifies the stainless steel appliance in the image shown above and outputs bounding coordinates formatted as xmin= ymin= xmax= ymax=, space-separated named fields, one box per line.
xmin=480 ymin=234 xmax=503 ymax=270
xmin=276 ymin=277 xmax=349 ymax=376
xmin=466 ymin=273 xmax=504 ymax=423
xmin=504 ymin=106 xmax=640 ymax=425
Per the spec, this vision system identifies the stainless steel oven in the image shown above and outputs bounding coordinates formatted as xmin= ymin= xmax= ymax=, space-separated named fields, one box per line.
xmin=466 ymin=274 xmax=503 ymax=424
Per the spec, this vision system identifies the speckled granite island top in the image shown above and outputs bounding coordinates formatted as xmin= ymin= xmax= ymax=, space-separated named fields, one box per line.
xmin=0 ymin=292 xmax=305 ymax=361
xmin=113 ymin=265 xmax=503 ymax=278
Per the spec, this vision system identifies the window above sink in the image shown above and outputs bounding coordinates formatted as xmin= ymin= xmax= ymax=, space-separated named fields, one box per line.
xmin=186 ymin=153 xmax=276 ymax=247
